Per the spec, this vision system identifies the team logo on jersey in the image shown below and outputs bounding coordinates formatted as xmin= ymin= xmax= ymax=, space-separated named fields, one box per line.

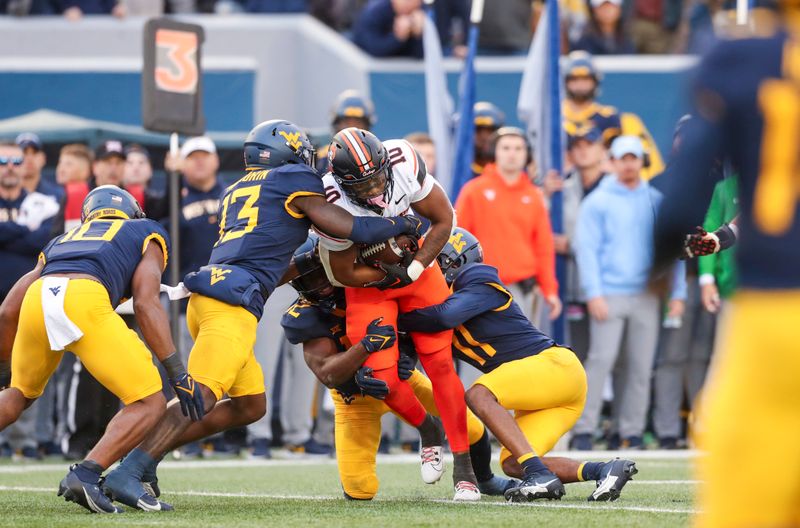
xmin=49 ymin=286 xmax=61 ymax=296
xmin=278 ymin=131 xmax=302 ymax=151
xmin=210 ymin=266 xmax=232 ymax=285
xmin=449 ymin=232 xmax=467 ymax=254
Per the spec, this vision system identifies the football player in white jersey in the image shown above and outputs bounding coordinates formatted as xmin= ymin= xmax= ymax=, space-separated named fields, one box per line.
xmin=316 ymin=128 xmax=480 ymax=501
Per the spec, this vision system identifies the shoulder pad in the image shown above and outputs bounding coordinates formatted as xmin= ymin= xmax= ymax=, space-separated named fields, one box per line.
xmin=453 ymin=263 xmax=502 ymax=290
xmin=281 ymin=300 xmax=328 ymax=344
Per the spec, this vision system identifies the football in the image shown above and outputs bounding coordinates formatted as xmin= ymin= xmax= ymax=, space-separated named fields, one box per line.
xmin=359 ymin=235 xmax=418 ymax=267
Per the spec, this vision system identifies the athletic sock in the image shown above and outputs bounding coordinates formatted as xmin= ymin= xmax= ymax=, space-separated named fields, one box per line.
xmin=518 ymin=453 xmax=549 ymax=479
xmin=417 ymin=414 xmax=443 ymax=447
xmin=118 ymin=448 xmax=157 ymax=480
xmin=469 ymin=429 xmax=495 ymax=483
xmin=579 ymin=461 xmax=605 ymax=482
xmin=452 ymin=451 xmax=477 ymax=485
xmin=74 ymin=459 xmax=104 ymax=484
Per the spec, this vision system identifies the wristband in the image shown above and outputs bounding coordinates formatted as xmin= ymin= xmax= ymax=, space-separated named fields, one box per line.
xmin=161 ymin=353 xmax=186 ymax=379
xmin=407 ymin=260 xmax=425 ymax=281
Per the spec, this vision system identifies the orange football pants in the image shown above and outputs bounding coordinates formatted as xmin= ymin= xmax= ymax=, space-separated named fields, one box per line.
xmin=345 ymin=264 xmax=469 ymax=452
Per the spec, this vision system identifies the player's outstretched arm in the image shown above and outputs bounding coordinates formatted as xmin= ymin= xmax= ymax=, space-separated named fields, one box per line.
xmin=302 ymin=318 xmax=395 ymax=388
xmin=132 ymin=243 xmax=204 ymax=421
xmin=294 ymin=195 xmax=423 ymax=244
xmin=399 ymin=285 xmax=505 ymax=333
xmin=0 ymin=261 xmax=43 ymax=387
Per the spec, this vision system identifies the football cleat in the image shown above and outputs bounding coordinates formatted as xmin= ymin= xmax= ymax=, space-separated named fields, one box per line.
xmin=453 ymin=480 xmax=481 ymax=502
xmin=420 ymin=446 xmax=444 ymax=484
xmin=57 ymin=465 xmax=123 ymax=514
xmin=504 ymin=472 xmax=565 ymax=502
xmin=477 ymin=475 xmax=521 ymax=496
xmin=142 ymin=478 xmax=161 ymax=499
xmin=588 ymin=458 xmax=638 ymax=502
xmin=102 ymin=467 xmax=172 ymax=511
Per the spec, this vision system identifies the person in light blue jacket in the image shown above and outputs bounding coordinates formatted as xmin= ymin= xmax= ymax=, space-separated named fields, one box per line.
xmin=570 ymin=135 xmax=686 ymax=450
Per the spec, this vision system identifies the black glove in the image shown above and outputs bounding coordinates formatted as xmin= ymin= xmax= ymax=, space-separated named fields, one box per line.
xmin=360 ymin=317 xmax=397 ymax=353
xmin=682 ymin=226 xmax=719 ymax=259
xmin=169 ymin=373 xmax=206 ymax=422
xmin=0 ymin=361 xmax=10 ymax=391
xmin=398 ymin=215 xmax=425 ymax=240
xmin=365 ymin=253 xmax=415 ymax=291
xmin=355 ymin=367 xmax=389 ymax=400
xmin=397 ymin=353 xmax=416 ymax=381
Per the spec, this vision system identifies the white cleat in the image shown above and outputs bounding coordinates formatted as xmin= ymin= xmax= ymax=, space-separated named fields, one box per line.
xmin=453 ymin=480 xmax=481 ymax=501
xmin=420 ymin=446 xmax=444 ymax=484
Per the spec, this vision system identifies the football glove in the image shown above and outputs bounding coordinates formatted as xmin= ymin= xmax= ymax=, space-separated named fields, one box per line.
xmin=365 ymin=253 xmax=417 ymax=290
xmin=397 ymin=353 xmax=416 ymax=381
xmin=399 ymin=215 xmax=425 ymax=240
xmin=169 ymin=373 xmax=205 ymax=422
xmin=355 ymin=367 xmax=389 ymax=400
xmin=682 ymin=226 xmax=719 ymax=259
xmin=360 ymin=317 xmax=397 ymax=353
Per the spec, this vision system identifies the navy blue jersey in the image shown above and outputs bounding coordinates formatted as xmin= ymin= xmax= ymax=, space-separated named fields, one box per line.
xmin=398 ymin=264 xmax=556 ymax=373
xmin=281 ymin=299 xmax=360 ymax=400
xmin=207 ymin=165 xmax=324 ymax=303
xmin=659 ymin=30 xmax=800 ymax=289
xmin=41 ymin=218 xmax=169 ymax=306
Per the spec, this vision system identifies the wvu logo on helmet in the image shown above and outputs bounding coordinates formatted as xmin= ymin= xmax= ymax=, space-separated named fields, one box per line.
xmin=210 ymin=266 xmax=232 ymax=285
xmin=449 ymin=232 xmax=467 ymax=254
xmin=279 ymin=131 xmax=303 ymax=150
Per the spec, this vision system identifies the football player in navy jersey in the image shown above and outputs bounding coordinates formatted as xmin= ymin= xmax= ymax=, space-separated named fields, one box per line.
xmin=280 ymin=235 xmax=518 ymax=500
xmin=0 ymin=185 xmax=203 ymax=514
xmin=399 ymin=228 xmax=637 ymax=503
xmin=104 ymin=120 xmax=425 ymax=510
xmin=654 ymin=8 xmax=800 ymax=526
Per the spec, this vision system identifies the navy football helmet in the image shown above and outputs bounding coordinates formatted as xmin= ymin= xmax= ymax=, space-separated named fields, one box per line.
xmin=565 ymin=51 xmax=602 ymax=101
xmin=81 ymin=185 xmax=145 ymax=223
xmin=328 ymin=128 xmax=393 ymax=214
xmin=437 ymin=228 xmax=483 ymax=285
xmin=244 ymin=120 xmax=316 ymax=170
xmin=473 ymin=102 xmax=505 ymax=130
xmin=289 ymin=233 xmax=341 ymax=311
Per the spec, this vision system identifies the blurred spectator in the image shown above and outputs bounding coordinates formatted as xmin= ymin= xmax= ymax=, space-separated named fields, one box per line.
xmin=456 ymin=127 xmax=561 ymax=328
xmin=122 ymin=144 xmax=154 ymax=212
xmin=562 ymin=51 xmax=664 ymax=179
xmin=471 ymin=101 xmax=505 ymax=178
xmin=352 ymin=0 xmax=425 ymax=58
xmin=628 ymin=0 xmax=683 ymax=54
xmin=544 ymin=126 xmax=608 ymax=362
xmin=698 ymin=174 xmax=738 ymax=315
xmin=244 ymin=0 xmax=306 ymax=12
xmin=478 ymin=0 xmax=531 ymax=55
xmin=55 ymin=143 xmax=92 ymax=232
xmin=316 ymin=90 xmax=376 ymax=173
xmin=60 ymin=0 xmax=125 ymax=19
xmin=0 ymin=141 xmax=60 ymax=460
xmin=92 ymin=140 xmax=125 ymax=188
xmin=310 ymin=0 xmax=368 ymax=32
xmin=573 ymin=0 xmax=635 ymax=55
xmin=404 ymin=132 xmax=436 ymax=176
xmin=571 ymin=136 xmax=685 ymax=450
xmin=16 ymin=133 xmax=63 ymax=201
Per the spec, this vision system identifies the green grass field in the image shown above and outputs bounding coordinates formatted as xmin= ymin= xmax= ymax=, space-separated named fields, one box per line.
xmin=0 ymin=452 xmax=696 ymax=527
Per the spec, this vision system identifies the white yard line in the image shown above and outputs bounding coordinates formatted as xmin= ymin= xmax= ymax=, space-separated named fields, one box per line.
xmin=0 ymin=485 xmax=698 ymax=514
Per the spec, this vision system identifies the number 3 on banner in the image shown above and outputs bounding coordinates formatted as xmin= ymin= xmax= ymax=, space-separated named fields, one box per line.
xmin=155 ymin=29 xmax=199 ymax=94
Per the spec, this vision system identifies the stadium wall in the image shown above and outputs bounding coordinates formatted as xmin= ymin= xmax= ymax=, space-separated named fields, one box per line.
xmin=0 ymin=15 xmax=695 ymax=155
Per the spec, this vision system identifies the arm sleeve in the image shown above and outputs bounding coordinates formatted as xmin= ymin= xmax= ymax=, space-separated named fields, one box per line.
xmin=398 ymin=283 xmax=507 ymax=333
xmin=574 ymin=198 xmax=604 ymax=299
xmin=531 ymin=190 xmax=558 ymax=297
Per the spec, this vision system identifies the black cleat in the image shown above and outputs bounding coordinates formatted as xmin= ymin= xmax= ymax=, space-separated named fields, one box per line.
xmin=504 ymin=472 xmax=565 ymax=502
xmin=57 ymin=465 xmax=123 ymax=514
xmin=103 ymin=467 xmax=173 ymax=511
xmin=588 ymin=458 xmax=638 ymax=502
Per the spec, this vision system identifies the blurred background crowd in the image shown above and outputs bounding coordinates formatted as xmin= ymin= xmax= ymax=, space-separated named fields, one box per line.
xmin=0 ymin=38 xmax=735 ymax=459
xmin=0 ymin=0 xmax=768 ymax=56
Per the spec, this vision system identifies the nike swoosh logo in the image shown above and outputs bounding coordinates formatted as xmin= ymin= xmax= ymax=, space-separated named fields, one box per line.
xmin=394 ymin=194 xmax=407 ymax=205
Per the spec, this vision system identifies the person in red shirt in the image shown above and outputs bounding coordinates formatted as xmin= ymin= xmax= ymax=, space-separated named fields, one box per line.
xmin=455 ymin=127 xmax=561 ymax=327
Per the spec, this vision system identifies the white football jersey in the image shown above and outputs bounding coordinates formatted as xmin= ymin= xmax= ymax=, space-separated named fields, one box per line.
xmin=317 ymin=138 xmax=438 ymax=252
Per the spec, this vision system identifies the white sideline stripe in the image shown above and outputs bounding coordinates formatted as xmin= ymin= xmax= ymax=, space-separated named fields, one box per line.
xmin=0 ymin=486 xmax=697 ymax=514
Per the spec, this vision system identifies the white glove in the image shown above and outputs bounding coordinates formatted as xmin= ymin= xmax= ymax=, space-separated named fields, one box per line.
xmin=16 ymin=192 xmax=60 ymax=231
